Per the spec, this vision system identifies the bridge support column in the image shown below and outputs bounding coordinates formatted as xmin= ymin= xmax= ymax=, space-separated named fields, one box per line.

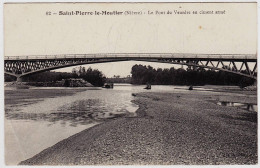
xmin=16 ymin=76 xmax=25 ymax=82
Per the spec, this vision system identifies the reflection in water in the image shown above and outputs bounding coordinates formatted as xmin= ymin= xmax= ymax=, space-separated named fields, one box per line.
xmin=217 ymin=101 xmax=257 ymax=112
xmin=5 ymin=89 xmax=139 ymax=127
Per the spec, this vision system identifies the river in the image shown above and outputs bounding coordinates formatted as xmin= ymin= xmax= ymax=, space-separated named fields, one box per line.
xmin=4 ymin=84 xmax=257 ymax=165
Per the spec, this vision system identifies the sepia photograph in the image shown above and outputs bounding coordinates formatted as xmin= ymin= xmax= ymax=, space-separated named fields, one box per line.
xmin=2 ymin=2 xmax=258 ymax=166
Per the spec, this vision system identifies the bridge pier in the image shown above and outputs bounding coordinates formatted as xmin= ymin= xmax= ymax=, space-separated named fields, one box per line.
xmin=16 ymin=76 xmax=25 ymax=82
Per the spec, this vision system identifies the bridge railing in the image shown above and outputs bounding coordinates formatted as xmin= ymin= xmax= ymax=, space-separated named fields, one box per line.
xmin=4 ymin=53 xmax=257 ymax=60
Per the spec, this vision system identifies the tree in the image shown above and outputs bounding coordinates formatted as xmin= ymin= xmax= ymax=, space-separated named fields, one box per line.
xmin=130 ymin=64 xmax=255 ymax=87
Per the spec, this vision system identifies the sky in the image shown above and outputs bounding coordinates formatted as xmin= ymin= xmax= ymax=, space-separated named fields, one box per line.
xmin=55 ymin=61 xmax=182 ymax=77
xmin=4 ymin=3 xmax=257 ymax=77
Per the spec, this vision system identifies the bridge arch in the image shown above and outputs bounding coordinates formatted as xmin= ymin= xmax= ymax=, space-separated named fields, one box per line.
xmin=4 ymin=57 xmax=257 ymax=81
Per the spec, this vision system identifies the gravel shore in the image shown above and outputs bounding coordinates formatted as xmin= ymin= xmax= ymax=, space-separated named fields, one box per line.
xmin=20 ymin=90 xmax=257 ymax=165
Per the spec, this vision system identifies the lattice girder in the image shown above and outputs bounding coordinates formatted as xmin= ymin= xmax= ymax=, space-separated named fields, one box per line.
xmin=4 ymin=57 xmax=257 ymax=80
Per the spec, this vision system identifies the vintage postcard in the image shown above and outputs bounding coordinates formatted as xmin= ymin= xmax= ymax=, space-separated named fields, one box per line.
xmin=3 ymin=2 xmax=257 ymax=166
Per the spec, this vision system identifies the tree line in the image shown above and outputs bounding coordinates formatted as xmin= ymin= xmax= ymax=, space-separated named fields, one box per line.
xmin=5 ymin=64 xmax=255 ymax=87
xmin=130 ymin=64 xmax=255 ymax=87
xmin=5 ymin=66 xmax=106 ymax=87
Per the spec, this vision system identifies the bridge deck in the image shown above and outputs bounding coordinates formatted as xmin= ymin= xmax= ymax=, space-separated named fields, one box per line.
xmin=4 ymin=53 xmax=257 ymax=61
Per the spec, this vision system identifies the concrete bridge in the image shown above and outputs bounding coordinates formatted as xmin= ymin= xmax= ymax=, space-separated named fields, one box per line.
xmin=4 ymin=53 xmax=257 ymax=81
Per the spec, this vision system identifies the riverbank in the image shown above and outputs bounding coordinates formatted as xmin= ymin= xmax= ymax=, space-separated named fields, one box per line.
xmin=5 ymin=78 xmax=93 ymax=87
xmin=20 ymin=89 xmax=257 ymax=165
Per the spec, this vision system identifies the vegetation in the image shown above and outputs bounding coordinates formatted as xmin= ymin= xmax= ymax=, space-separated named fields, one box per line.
xmin=5 ymin=66 xmax=106 ymax=87
xmin=131 ymin=64 xmax=255 ymax=87
xmin=106 ymin=75 xmax=131 ymax=83
xmin=72 ymin=66 xmax=106 ymax=87
xmin=4 ymin=74 xmax=16 ymax=82
xmin=5 ymin=64 xmax=255 ymax=88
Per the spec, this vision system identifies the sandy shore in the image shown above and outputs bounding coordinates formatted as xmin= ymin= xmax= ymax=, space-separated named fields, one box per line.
xmin=20 ymin=90 xmax=257 ymax=165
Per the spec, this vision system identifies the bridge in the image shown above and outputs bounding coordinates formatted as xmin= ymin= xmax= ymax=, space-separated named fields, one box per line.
xmin=4 ymin=53 xmax=257 ymax=81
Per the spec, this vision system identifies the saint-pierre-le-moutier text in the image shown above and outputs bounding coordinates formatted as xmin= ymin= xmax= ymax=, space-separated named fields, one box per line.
xmin=58 ymin=11 xmax=141 ymax=15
